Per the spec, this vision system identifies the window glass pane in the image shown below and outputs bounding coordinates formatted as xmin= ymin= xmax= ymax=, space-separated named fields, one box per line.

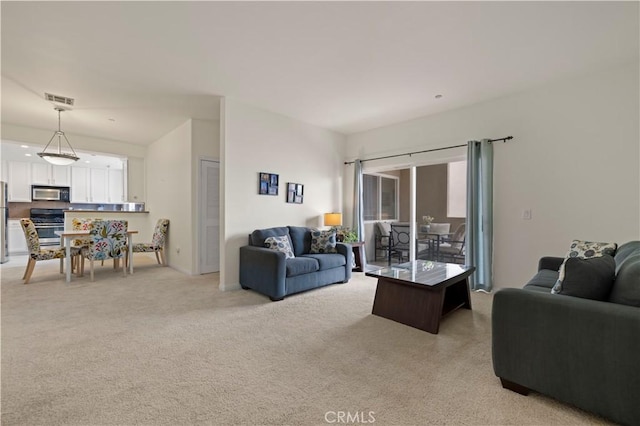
xmin=363 ymin=174 xmax=379 ymax=221
xmin=380 ymin=177 xmax=397 ymax=220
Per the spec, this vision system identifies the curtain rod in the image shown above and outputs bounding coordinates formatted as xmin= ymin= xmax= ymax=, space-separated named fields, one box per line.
xmin=344 ymin=136 xmax=513 ymax=165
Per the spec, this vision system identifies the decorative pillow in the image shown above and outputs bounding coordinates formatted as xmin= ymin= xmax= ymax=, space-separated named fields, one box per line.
xmin=551 ymin=240 xmax=617 ymax=294
xmin=555 ymin=256 xmax=616 ymax=300
xmin=310 ymin=230 xmax=337 ymax=254
xmin=264 ymin=235 xmax=295 ymax=259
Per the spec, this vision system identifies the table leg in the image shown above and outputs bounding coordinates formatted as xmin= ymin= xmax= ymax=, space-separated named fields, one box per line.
xmin=64 ymin=237 xmax=72 ymax=283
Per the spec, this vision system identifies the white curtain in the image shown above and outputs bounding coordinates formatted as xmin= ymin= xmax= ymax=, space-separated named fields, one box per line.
xmin=466 ymin=139 xmax=494 ymax=291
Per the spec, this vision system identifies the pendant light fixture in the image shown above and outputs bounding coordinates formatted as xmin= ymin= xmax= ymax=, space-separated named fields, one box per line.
xmin=38 ymin=107 xmax=80 ymax=165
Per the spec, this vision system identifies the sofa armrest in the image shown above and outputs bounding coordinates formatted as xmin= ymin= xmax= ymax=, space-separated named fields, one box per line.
xmin=335 ymin=243 xmax=352 ymax=281
xmin=492 ymin=288 xmax=640 ymax=425
xmin=538 ymin=256 xmax=564 ymax=271
xmin=239 ymin=246 xmax=287 ymax=299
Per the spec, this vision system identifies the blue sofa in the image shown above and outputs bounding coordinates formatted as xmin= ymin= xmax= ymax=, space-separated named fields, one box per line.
xmin=239 ymin=226 xmax=352 ymax=301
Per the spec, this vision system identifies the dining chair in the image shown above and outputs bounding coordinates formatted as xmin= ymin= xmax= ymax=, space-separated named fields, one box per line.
xmin=19 ymin=218 xmax=82 ymax=284
xmin=130 ymin=218 xmax=169 ymax=266
xmin=71 ymin=217 xmax=101 ymax=247
xmin=80 ymin=220 xmax=129 ymax=281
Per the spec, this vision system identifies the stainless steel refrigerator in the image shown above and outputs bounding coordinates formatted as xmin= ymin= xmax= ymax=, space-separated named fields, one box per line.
xmin=0 ymin=181 xmax=7 ymax=263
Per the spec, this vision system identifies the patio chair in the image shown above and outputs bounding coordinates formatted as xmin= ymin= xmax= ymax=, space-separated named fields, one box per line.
xmin=438 ymin=223 xmax=466 ymax=264
xmin=388 ymin=223 xmax=411 ymax=265
xmin=374 ymin=222 xmax=391 ymax=261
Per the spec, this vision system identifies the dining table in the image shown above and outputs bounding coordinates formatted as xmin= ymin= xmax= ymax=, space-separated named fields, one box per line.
xmin=418 ymin=232 xmax=453 ymax=262
xmin=55 ymin=229 xmax=138 ymax=283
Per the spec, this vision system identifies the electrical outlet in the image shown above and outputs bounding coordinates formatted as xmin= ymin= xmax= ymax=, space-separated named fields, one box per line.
xmin=522 ymin=209 xmax=532 ymax=220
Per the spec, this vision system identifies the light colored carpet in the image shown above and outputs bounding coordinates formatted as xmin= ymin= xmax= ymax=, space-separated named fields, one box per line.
xmin=1 ymin=258 xmax=609 ymax=425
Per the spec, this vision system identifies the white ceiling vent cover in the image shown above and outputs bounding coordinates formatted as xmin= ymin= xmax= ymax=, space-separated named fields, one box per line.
xmin=45 ymin=93 xmax=74 ymax=106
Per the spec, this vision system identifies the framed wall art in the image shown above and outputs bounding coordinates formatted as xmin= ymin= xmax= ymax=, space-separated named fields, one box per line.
xmin=259 ymin=172 xmax=279 ymax=195
xmin=286 ymin=182 xmax=304 ymax=204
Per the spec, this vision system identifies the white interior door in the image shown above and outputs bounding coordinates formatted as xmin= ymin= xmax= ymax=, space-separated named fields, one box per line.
xmin=199 ymin=160 xmax=220 ymax=273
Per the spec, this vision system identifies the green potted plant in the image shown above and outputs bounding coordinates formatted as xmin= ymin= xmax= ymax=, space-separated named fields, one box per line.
xmin=336 ymin=227 xmax=358 ymax=243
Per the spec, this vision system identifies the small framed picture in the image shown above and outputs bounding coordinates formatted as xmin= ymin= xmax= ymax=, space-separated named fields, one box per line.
xmin=259 ymin=172 xmax=279 ymax=195
xmin=286 ymin=182 xmax=304 ymax=204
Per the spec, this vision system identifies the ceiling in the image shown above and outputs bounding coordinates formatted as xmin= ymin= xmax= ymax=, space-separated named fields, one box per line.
xmin=1 ymin=2 xmax=638 ymax=146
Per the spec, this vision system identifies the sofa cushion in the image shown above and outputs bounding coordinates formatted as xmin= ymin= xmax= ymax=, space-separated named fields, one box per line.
xmin=552 ymin=240 xmax=617 ymax=294
xmin=524 ymin=269 xmax=558 ymax=291
xmin=288 ymin=226 xmax=312 ymax=256
xmin=264 ymin=235 xmax=295 ymax=259
xmin=556 ymin=255 xmax=616 ymax=301
xmin=250 ymin=227 xmax=290 ymax=247
xmin=310 ymin=229 xmax=337 ymax=254
xmin=614 ymin=241 xmax=640 ymax=273
xmin=609 ymin=252 xmax=640 ymax=307
xmin=301 ymin=253 xmax=346 ymax=271
xmin=285 ymin=257 xmax=319 ymax=277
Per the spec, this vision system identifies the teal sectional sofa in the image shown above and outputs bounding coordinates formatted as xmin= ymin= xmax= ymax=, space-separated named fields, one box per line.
xmin=492 ymin=241 xmax=640 ymax=425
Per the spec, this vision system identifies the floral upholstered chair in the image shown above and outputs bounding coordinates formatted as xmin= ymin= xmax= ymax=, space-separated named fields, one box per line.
xmin=80 ymin=220 xmax=129 ymax=281
xmin=71 ymin=217 xmax=101 ymax=247
xmin=19 ymin=218 xmax=82 ymax=284
xmin=131 ymin=219 xmax=169 ymax=266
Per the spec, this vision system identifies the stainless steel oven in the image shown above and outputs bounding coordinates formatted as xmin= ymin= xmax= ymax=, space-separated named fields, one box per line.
xmin=30 ymin=208 xmax=64 ymax=246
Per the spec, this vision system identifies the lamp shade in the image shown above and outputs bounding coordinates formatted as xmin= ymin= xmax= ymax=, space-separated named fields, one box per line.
xmin=324 ymin=212 xmax=342 ymax=227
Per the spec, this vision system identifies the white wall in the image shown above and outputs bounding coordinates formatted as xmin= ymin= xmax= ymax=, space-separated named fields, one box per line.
xmin=221 ymin=98 xmax=347 ymax=290
xmin=146 ymin=119 xmax=193 ymax=274
xmin=345 ymin=62 xmax=640 ymax=288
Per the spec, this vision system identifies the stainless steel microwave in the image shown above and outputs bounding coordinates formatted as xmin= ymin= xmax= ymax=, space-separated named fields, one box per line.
xmin=31 ymin=185 xmax=71 ymax=202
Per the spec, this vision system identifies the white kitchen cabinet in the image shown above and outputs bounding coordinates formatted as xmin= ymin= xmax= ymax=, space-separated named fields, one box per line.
xmin=90 ymin=168 xmax=108 ymax=203
xmin=8 ymin=219 xmax=28 ymax=255
xmin=52 ymin=165 xmax=71 ymax=186
xmin=32 ymin=163 xmax=71 ymax=186
xmin=70 ymin=166 xmax=90 ymax=202
xmin=8 ymin=161 xmax=31 ymax=201
xmin=1 ymin=160 xmax=8 ymax=183
xmin=126 ymin=157 xmax=145 ymax=202
xmin=71 ymin=166 xmax=118 ymax=203
xmin=108 ymin=169 xmax=124 ymax=203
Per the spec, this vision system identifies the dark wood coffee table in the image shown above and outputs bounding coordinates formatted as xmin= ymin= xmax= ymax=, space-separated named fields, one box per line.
xmin=366 ymin=260 xmax=475 ymax=334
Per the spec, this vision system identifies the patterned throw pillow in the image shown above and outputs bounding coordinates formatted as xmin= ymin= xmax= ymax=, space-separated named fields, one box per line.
xmin=264 ymin=235 xmax=295 ymax=259
xmin=551 ymin=240 xmax=617 ymax=294
xmin=310 ymin=230 xmax=337 ymax=254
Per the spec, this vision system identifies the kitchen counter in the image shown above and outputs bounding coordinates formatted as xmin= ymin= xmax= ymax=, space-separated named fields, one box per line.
xmin=64 ymin=210 xmax=150 ymax=213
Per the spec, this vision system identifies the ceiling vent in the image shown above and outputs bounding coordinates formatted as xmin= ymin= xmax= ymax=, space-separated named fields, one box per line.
xmin=45 ymin=92 xmax=75 ymax=106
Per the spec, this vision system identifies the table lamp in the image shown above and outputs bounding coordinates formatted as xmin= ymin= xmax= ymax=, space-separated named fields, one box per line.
xmin=323 ymin=212 xmax=342 ymax=228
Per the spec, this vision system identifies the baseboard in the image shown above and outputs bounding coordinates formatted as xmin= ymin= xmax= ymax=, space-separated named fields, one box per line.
xmin=220 ymin=282 xmax=241 ymax=291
